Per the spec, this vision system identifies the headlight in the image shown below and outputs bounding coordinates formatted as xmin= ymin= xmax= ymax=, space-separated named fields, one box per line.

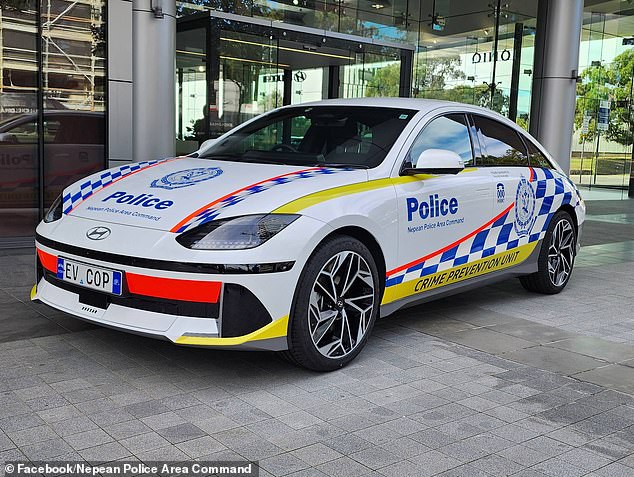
xmin=44 ymin=195 xmax=63 ymax=223
xmin=176 ymin=214 xmax=300 ymax=250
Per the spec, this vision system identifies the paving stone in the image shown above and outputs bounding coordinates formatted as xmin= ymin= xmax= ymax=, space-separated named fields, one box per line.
xmin=470 ymin=454 xmax=524 ymax=476
xmin=498 ymin=444 xmax=550 ymax=466
xmin=7 ymin=425 xmax=58 ymax=447
xmin=531 ymin=457 xmax=587 ymax=477
xmin=592 ymin=462 xmax=634 ymax=477
xmin=259 ymin=452 xmax=309 ymax=476
xmin=322 ymin=434 xmax=373 ymax=455
xmin=120 ymin=431 xmax=171 ymax=454
xmin=291 ymin=443 xmax=343 ymax=466
xmin=316 ymin=456 xmax=372 ymax=477
xmin=64 ymin=428 xmax=113 ymax=451
xmin=409 ymin=450 xmax=462 ymax=475
xmin=376 ymin=460 xmax=430 ymax=477
xmin=349 ymin=445 xmax=401 ymax=470
xmin=559 ymin=448 xmax=614 ymax=472
xmin=175 ymin=435 xmax=226 ymax=458
xmin=155 ymin=423 xmax=206 ymax=445
xmin=20 ymin=438 xmax=74 ymax=460
xmin=103 ymin=419 xmax=152 ymax=440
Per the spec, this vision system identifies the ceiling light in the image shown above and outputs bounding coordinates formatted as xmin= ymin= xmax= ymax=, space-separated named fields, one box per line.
xmin=371 ymin=3 xmax=385 ymax=8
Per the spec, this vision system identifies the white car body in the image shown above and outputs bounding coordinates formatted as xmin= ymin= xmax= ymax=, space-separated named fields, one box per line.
xmin=33 ymin=98 xmax=585 ymax=353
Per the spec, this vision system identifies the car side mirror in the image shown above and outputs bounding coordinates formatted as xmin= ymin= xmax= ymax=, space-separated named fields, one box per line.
xmin=198 ymin=138 xmax=216 ymax=153
xmin=402 ymin=148 xmax=465 ymax=175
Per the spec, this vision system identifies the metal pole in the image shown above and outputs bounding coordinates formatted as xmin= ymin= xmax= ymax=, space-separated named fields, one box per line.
xmin=36 ymin=0 xmax=45 ymax=218
xmin=508 ymin=22 xmax=523 ymax=121
xmin=489 ymin=0 xmax=502 ymax=106
xmin=529 ymin=0 xmax=583 ymax=173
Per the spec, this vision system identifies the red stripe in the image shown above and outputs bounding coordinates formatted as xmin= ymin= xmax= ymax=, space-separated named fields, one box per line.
xmin=170 ymin=167 xmax=322 ymax=233
xmin=126 ymin=273 xmax=221 ymax=303
xmin=67 ymin=158 xmax=182 ymax=215
xmin=37 ymin=248 xmax=57 ymax=273
xmin=386 ymin=202 xmax=515 ymax=277
xmin=529 ymin=167 xmax=535 ymax=182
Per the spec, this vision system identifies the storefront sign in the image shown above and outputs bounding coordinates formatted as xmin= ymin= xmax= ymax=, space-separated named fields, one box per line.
xmin=263 ymin=74 xmax=284 ymax=83
xmin=472 ymin=49 xmax=512 ymax=64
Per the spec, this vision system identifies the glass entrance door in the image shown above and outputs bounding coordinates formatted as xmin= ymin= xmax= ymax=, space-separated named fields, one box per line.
xmin=176 ymin=14 xmax=413 ymax=154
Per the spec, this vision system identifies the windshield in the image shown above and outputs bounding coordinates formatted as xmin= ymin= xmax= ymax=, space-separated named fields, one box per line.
xmin=199 ymin=106 xmax=416 ymax=168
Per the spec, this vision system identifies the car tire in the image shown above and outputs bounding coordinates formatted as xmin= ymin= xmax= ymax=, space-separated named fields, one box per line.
xmin=519 ymin=210 xmax=577 ymax=294
xmin=284 ymin=235 xmax=381 ymax=371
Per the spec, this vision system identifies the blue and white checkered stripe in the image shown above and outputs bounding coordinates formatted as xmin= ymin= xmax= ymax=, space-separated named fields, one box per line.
xmin=62 ymin=160 xmax=166 ymax=214
xmin=175 ymin=167 xmax=345 ymax=233
xmin=386 ymin=168 xmax=576 ymax=288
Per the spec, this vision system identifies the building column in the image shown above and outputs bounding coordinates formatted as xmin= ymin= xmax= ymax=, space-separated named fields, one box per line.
xmin=108 ymin=0 xmax=133 ymax=166
xmin=529 ymin=0 xmax=583 ymax=173
xmin=132 ymin=0 xmax=176 ymax=161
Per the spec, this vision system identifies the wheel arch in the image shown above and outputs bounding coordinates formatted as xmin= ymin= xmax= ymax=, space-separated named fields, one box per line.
xmin=558 ymin=204 xmax=578 ymax=234
xmin=319 ymin=226 xmax=387 ymax=302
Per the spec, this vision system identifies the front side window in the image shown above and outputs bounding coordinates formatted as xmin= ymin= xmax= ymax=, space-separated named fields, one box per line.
xmin=472 ymin=115 xmax=529 ymax=167
xmin=200 ymin=106 xmax=415 ymax=168
xmin=405 ymin=114 xmax=474 ymax=169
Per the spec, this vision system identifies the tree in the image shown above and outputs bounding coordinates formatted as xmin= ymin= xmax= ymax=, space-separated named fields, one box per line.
xmin=575 ymin=49 xmax=634 ymax=146
xmin=365 ymin=56 xmax=465 ymax=98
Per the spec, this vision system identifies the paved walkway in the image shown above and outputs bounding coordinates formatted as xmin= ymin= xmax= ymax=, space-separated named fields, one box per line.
xmin=0 ymin=199 xmax=633 ymax=477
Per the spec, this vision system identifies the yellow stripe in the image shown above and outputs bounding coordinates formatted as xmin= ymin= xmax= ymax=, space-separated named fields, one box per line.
xmin=175 ymin=315 xmax=289 ymax=346
xmin=273 ymin=175 xmax=433 ymax=214
xmin=30 ymin=284 xmax=37 ymax=300
xmin=382 ymin=242 xmax=537 ymax=305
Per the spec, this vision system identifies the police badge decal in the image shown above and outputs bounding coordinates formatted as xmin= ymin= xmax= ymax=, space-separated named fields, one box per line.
xmin=514 ymin=176 xmax=536 ymax=236
xmin=151 ymin=168 xmax=223 ymax=190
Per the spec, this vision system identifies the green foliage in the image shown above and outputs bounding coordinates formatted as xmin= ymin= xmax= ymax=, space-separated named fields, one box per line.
xmin=575 ymin=49 xmax=634 ymax=146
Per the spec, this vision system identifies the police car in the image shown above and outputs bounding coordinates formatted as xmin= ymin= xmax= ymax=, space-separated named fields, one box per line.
xmin=33 ymin=99 xmax=584 ymax=371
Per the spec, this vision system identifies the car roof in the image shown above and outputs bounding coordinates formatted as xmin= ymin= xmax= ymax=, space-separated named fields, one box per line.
xmin=288 ymin=97 xmax=499 ymax=116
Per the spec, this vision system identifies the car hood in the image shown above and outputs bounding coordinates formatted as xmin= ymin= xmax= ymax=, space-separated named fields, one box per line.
xmin=65 ymin=157 xmax=367 ymax=233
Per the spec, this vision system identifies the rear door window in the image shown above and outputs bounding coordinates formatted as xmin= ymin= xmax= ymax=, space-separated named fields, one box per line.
xmin=524 ymin=137 xmax=554 ymax=169
xmin=472 ymin=115 xmax=529 ymax=167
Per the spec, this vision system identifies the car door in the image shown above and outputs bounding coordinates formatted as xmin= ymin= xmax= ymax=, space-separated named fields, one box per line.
xmin=469 ymin=114 xmax=545 ymax=270
xmin=470 ymin=114 xmax=532 ymax=223
xmin=384 ymin=112 xmax=493 ymax=304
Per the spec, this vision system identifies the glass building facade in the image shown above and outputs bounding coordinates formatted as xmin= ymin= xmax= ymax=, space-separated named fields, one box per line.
xmin=1 ymin=0 xmax=633 ymax=246
xmin=0 ymin=0 xmax=106 ymax=246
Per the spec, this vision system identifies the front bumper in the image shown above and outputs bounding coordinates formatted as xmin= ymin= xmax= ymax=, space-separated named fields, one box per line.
xmin=32 ymin=238 xmax=295 ymax=351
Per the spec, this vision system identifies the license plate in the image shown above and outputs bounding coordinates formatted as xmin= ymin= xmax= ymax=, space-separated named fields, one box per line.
xmin=56 ymin=257 xmax=122 ymax=295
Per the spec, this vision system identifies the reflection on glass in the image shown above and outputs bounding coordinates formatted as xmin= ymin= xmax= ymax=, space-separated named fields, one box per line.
xmin=408 ymin=114 xmax=473 ymax=165
xmin=40 ymin=0 xmax=107 ymax=208
xmin=0 ymin=1 xmax=39 ymax=240
xmin=572 ymin=11 xmax=633 ymax=191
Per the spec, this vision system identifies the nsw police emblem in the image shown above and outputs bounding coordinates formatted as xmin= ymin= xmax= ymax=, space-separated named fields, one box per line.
xmin=151 ymin=167 xmax=223 ymax=190
xmin=514 ymin=177 xmax=536 ymax=236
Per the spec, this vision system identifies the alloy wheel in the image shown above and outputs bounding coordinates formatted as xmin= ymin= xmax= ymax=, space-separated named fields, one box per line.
xmin=547 ymin=219 xmax=575 ymax=287
xmin=308 ymin=251 xmax=375 ymax=359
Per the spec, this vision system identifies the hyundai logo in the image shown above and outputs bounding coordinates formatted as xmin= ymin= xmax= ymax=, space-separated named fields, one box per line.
xmin=86 ymin=226 xmax=111 ymax=240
